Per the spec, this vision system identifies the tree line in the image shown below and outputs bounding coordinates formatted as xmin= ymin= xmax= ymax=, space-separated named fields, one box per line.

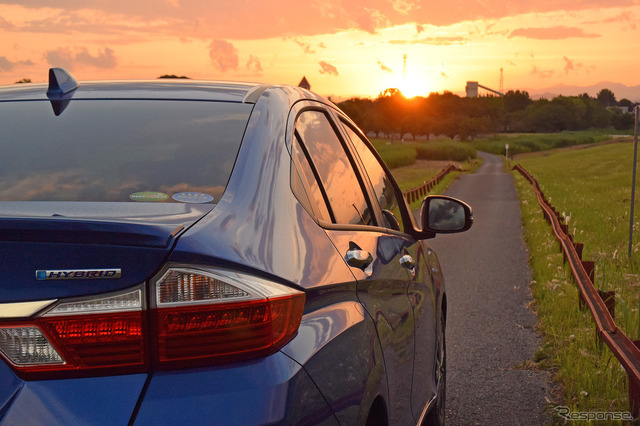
xmin=337 ymin=88 xmax=636 ymax=140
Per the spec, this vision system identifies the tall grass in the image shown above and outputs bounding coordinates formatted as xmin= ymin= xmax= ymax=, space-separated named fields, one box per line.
xmin=371 ymin=138 xmax=478 ymax=168
xmin=371 ymin=139 xmax=417 ymax=169
xmin=514 ymin=141 xmax=638 ymax=418
xmin=414 ymin=140 xmax=477 ymax=162
xmin=473 ymin=129 xmax=622 ymax=156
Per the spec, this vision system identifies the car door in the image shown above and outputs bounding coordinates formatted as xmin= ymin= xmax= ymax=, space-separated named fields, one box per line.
xmin=335 ymin=118 xmax=440 ymax=423
xmin=291 ymin=107 xmax=418 ymax=424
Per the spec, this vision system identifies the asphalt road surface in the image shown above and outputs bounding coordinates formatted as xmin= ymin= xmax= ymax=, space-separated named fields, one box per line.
xmin=427 ymin=152 xmax=554 ymax=425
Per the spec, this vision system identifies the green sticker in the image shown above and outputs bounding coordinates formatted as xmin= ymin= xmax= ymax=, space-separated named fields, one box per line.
xmin=129 ymin=191 xmax=169 ymax=202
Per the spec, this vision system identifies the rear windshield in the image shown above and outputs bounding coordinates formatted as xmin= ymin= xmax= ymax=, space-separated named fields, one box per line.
xmin=0 ymin=99 xmax=252 ymax=203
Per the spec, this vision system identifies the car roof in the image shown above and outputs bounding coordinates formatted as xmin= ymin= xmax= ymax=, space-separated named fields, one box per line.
xmin=0 ymin=71 xmax=327 ymax=106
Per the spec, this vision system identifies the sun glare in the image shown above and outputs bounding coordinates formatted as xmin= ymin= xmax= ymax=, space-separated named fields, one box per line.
xmin=397 ymin=74 xmax=431 ymax=98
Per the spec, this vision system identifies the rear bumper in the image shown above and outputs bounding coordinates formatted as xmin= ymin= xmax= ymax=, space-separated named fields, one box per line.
xmin=133 ymin=352 xmax=337 ymax=425
xmin=0 ymin=352 xmax=337 ymax=425
xmin=0 ymin=365 xmax=146 ymax=425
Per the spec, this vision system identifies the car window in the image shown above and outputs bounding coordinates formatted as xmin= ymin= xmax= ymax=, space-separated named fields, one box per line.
xmin=291 ymin=133 xmax=332 ymax=223
xmin=294 ymin=110 xmax=373 ymax=226
xmin=0 ymin=100 xmax=252 ymax=203
xmin=341 ymin=124 xmax=405 ymax=232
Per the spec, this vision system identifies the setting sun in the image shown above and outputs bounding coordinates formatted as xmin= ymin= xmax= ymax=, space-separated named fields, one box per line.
xmin=398 ymin=73 xmax=433 ymax=98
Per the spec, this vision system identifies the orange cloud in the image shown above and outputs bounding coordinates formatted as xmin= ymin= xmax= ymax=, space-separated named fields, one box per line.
xmin=0 ymin=57 xmax=34 ymax=71
xmin=1 ymin=0 xmax=632 ymax=39
xmin=318 ymin=61 xmax=339 ymax=76
xmin=377 ymin=59 xmax=392 ymax=72
xmin=531 ymin=66 xmax=554 ymax=79
xmin=209 ymin=40 xmax=238 ymax=72
xmin=584 ymin=10 xmax=637 ymax=30
xmin=390 ymin=36 xmax=468 ymax=46
xmin=509 ymin=26 xmax=600 ymax=40
xmin=246 ymin=55 xmax=262 ymax=73
xmin=286 ymin=37 xmax=317 ymax=55
xmin=46 ymin=47 xmax=117 ymax=70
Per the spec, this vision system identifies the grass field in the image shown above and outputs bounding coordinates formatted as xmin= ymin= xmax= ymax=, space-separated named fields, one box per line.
xmin=473 ymin=129 xmax=629 ymax=156
xmin=513 ymin=140 xmax=639 ymax=417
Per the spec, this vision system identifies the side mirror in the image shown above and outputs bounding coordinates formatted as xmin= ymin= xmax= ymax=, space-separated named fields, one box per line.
xmin=420 ymin=195 xmax=473 ymax=234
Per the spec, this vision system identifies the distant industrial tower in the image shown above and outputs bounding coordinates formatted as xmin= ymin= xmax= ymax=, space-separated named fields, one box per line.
xmin=466 ymin=68 xmax=505 ymax=97
xmin=465 ymin=81 xmax=504 ymax=97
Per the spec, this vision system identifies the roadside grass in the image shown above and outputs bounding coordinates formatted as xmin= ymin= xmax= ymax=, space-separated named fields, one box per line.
xmin=513 ymin=141 xmax=638 ymax=420
xmin=473 ymin=129 xmax=625 ymax=156
xmin=393 ymin=160 xmax=480 ymax=210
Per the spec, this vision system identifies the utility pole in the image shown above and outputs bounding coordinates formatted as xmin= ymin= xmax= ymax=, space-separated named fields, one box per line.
xmin=403 ymin=54 xmax=407 ymax=82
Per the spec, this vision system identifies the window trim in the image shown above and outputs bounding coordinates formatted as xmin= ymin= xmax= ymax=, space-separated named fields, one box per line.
xmin=293 ymin=129 xmax=336 ymax=223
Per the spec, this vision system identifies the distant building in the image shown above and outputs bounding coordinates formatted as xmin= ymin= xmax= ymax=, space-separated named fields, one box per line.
xmin=466 ymin=81 xmax=479 ymax=98
xmin=298 ymin=76 xmax=310 ymax=90
xmin=608 ymin=106 xmax=632 ymax=114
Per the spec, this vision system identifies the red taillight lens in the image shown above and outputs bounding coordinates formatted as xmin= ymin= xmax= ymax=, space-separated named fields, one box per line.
xmin=152 ymin=268 xmax=305 ymax=368
xmin=38 ymin=312 xmax=145 ymax=368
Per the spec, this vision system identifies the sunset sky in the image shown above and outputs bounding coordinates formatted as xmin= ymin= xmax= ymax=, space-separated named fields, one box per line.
xmin=1 ymin=1 xmax=639 ymax=100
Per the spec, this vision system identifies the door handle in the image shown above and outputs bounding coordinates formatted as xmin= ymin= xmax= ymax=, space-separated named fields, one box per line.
xmin=346 ymin=248 xmax=373 ymax=269
xmin=345 ymin=243 xmax=374 ymax=277
xmin=400 ymin=254 xmax=416 ymax=279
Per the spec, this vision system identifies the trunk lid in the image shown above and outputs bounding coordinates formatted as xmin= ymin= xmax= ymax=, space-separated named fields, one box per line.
xmin=0 ymin=202 xmax=213 ymax=302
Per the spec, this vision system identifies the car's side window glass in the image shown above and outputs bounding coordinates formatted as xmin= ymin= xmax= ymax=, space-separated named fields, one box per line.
xmin=291 ymin=133 xmax=332 ymax=223
xmin=342 ymin=124 xmax=405 ymax=233
xmin=295 ymin=111 xmax=373 ymax=226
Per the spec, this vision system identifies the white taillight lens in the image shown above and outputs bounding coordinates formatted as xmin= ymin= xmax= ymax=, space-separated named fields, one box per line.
xmin=0 ymin=327 xmax=64 ymax=365
xmin=156 ymin=269 xmax=250 ymax=305
xmin=45 ymin=289 xmax=142 ymax=315
xmin=152 ymin=268 xmax=305 ymax=368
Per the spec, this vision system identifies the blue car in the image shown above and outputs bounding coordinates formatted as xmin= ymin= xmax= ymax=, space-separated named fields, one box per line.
xmin=0 ymin=69 xmax=472 ymax=425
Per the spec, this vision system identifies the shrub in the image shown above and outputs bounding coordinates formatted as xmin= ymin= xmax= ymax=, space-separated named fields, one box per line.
xmin=414 ymin=141 xmax=477 ymax=161
xmin=371 ymin=140 xmax=417 ymax=169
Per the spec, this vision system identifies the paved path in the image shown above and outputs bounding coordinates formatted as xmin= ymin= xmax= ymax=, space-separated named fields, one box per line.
xmin=427 ymin=152 xmax=553 ymax=425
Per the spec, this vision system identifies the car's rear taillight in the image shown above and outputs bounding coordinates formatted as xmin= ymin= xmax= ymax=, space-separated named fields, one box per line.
xmin=0 ymin=268 xmax=305 ymax=380
xmin=151 ymin=268 xmax=305 ymax=368
xmin=0 ymin=288 xmax=146 ymax=379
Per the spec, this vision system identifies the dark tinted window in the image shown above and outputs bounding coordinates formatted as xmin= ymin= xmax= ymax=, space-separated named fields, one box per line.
xmin=295 ymin=111 xmax=372 ymax=226
xmin=0 ymin=100 xmax=252 ymax=202
xmin=342 ymin=125 xmax=405 ymax=232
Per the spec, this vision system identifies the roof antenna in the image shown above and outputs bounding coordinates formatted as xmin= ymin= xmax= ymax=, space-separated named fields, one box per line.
xmin=46 ymin=68 xmax=79 ymax=116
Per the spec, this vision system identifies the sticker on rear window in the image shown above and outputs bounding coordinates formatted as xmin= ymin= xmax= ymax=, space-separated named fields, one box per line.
xmin=172 ymin=192 xmax=214 ymax=203
xmin=130 ymin=191 xmax=170 ymax=202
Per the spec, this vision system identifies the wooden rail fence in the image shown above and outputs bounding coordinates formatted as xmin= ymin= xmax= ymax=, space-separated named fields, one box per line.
xmin=514 ymin=164 xmax=640 ymax=418
xmin=402 ymin=164 xmax=459 ymax=204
